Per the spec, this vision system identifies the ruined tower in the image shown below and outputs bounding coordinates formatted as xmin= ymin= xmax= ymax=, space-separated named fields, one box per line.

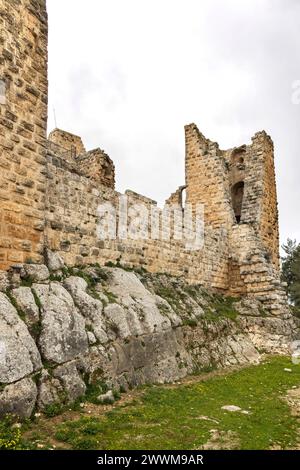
xmin=0 ymin=0 xmax=48 ymax=269
xmin=185 ymin=123 xmax=284 ymax=313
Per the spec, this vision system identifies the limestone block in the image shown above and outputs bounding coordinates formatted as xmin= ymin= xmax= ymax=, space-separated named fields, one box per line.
xmin=22 ymin=264 xmax=49 ymax=282
xmin=53 ymin=362 xmax=86 ymax=403
xmin=34 ymin=283 xmax=89 ymax=364
xmin=12 ymin=287 xmax=40 ymax=326
xmin=64 ymin=276 xmax=108 ymax=344
xmin=37 ymin=370 xmax=64 ymax=409
xmin=45 ymin=249 xmax=65 ymax=272
xmin=0 ymin=293 xmax=42 ymax=383
xmin=0 ymin=378 xmax=37 ymax=419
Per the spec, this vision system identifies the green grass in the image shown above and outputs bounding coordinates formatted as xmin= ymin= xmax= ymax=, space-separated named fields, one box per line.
xmin=43 ymin=402 xmax=66 ymax=418
xmin=203 ymin=294 xmax=239 ymax=322
xmin=182 ymin=318 xmax=198 ymax=328
xmin=84 ymin=381 xmax=109 ymax=405
xmin=20 ymin=275 xmax=35 ymax=287
xmin=0 ymin=416 xmax=22 ymax=450
xmin=5 ymin=356 xmax=300 ymax=450
xmin=103 ymin=290 xmax=118 ymax=304
xmin=50 ymin=356 xmax=300 ymax=450
xmin=5 ymin=291 xmax=26 ymax=322
xmin=152 ymin=282 xmax=240 ymax=323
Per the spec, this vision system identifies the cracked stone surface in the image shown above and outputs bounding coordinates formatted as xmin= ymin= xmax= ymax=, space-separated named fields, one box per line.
xmin=12 ymin=287 xmax=40 ymax=326
xmin=0 ymin=377 xmax=38 ymax=418
xmin=34 ymin=283 xmax=89 ymax=364
xmin=0 ymin=293 xmax=42 ymax=384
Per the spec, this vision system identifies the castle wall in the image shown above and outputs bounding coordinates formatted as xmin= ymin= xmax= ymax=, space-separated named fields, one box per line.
xmin=48 ymin=128 xmax=85 ymax=157
xmin=165 ymin=185 xmax=186 ymax=206
xmin=75 ymin=149 xmax=115 ymax=189
xmin=45 ymin=151 xmax=229 ymax=290
xmin=0 ymin=0 xmax=48 ymax=269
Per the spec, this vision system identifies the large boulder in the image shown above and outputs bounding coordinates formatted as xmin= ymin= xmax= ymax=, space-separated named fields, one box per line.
xmin=0 ymin=293 xmax=42 ymax=383
xmin=53 ymin=362 xmax=86 ymax=403
xmin=105 ymin=268 xmax=178 ymax=334
xmin=34 ymin=283 xmax=89 ymax=364
xmin=37 ymin=370 xmax=64 ymax=410
xmin=64 ymin=276 xmax=108 ymax=344
xmin=45 ymin=249 xmax=65 ymax=272
xmin=22 ymin=264 xmax=49 ymax=282
xmin=0 ymin=378 xmax=37 ymax=418
xmin=11 ymin=287 xmax=40 ymax=326
xmin=0 ymin=270 xmax=9 ymax=292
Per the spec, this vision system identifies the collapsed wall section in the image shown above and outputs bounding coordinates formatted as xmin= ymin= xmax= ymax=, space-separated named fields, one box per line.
xmin=48 ymin=130 xmax=115 ymax=189
xmin=75 ymin=149 xmax=115 ymax=189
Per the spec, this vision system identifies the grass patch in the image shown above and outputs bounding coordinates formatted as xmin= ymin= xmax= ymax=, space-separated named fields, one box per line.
xmin=43 ymin=402 xmax=66 ymax=418
xmin=84 ymin=381 xmax=109 ymax=405
xmin=104 ymin=262 xmax=148 ymax=276
xmin=104 ymin=290 xmax=118 ymax=304
xmin=0 ymin=416 xmax=22 ymax=450
xmin=58 ymin=265 xmax=109 ymax=286
xmin=32 ymin=288 xmax=42 ymax=311
xmin=49 ymin=274 xmax=63 ymax=282
xmin=203 ymin=295 xmax=239 ymax=322
xmin=155 ymin=285 xmax=184 ymax=314
xmin=87 ymin=288 xmax=101 ymax=301
xmin=182 ymin=318 xmax=198 ymax=328
xmin=44 ymin=356 xmax=300 ymax=450
xmin=20 ymin=275 xmax=35 ymax=287
xmin=157 ymin=302 xmax=171 ymax=316
xmin=5 ymin=290 xmax=26 ymax=322
xmin=151 ymin=280 xmax=240 ymax=323
xmin=28 ymin=321 xmax=42 ymax=341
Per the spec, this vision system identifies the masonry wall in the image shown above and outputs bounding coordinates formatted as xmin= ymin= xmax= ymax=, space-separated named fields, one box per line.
xmin=183 ymin=123 xmax=284 ymax=311
xmin=42 ymin=123 xmax=286 ymax=314
xmin=48 ymin=128 xmax=85 ymax=157
xmin=75 ymin=149 xmax=115 ymax=189
xmin=0 ymin=0 xmax=48 ymax=269
xmin=45 ymin=151 xmax=230 ymax=290
xmin=256 ymin=133 xmax=280 ymax=270
xmin=185 ymin=124 xmax=233 ymax=229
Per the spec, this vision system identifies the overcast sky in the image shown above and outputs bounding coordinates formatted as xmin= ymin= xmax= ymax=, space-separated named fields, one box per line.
xmin=47 ymin=0 xmax=300 ymax=246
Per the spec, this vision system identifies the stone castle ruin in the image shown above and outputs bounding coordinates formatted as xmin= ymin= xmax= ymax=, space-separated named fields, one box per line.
xmin=0 ymin=0 xmax=298 ymax=418
xmin=0 ymin=0 xmax=286 ymax=314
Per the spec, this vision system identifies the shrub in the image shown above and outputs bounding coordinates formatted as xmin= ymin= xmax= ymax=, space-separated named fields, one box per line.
xmin=0 ymin=417 xmax=22 ymax=450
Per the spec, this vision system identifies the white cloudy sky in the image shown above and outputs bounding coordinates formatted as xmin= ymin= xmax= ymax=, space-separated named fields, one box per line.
xmin=47 ymin=0 xmax=300 ymax=246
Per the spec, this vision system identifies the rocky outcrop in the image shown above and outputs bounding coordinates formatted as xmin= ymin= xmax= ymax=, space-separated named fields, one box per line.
xmin=0 ymin=293 xmax=42 ymax=383
xmin=34 ymin=283 xmax=89 ymax=364
xmin=0 ymin=378 xmax=37 ymax=419
xmin=0 ymin=261 xmax=299 ymax=419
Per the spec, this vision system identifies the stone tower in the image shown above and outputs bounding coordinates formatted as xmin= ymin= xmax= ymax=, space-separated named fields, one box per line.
xmin=0 ymin=0 xmax=48 ymax=270
xmin=185 ymin=123 xmax=284 ymax=313
xmin=185 ymin=124 xmax=279 ymax=268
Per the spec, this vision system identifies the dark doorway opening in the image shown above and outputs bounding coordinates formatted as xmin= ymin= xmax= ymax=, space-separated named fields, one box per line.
xmin=231 ymin=181 xmax=244 ymax=224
